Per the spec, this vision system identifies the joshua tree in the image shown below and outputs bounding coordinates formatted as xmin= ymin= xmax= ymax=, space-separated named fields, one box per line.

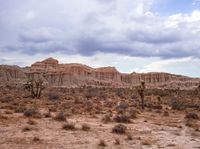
xmin=24 ymin=78 xmax=45 ymax=98
xmin=137 ymin=80 xmax=146 ymax=109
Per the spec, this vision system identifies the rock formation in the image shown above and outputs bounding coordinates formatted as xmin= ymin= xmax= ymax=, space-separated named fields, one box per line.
xmin=0 ymin=57 xmax=199 ymax=89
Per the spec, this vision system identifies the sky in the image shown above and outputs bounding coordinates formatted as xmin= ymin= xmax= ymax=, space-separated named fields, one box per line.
xmin=0 ymin=0 xmax=200 ymax=77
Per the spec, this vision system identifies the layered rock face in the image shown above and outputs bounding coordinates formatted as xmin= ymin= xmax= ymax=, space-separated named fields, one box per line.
xmin=0 ymin=65 xmax=27 ymax=86
xmin=0 ymin=57 xmax=199 ymax=89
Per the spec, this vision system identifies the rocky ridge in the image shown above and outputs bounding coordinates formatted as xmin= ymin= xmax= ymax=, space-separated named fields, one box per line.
xmin=0 ymin=57 xmax=199 ymax=89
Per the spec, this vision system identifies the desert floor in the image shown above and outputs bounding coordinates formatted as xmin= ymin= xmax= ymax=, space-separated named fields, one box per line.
xmin=0 ymin=88 xmax=199 ymax=149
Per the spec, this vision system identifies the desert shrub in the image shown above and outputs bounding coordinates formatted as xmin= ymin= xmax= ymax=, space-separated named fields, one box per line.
xmin=24 ymin=108 xmax=41 ymax=118
xmin=101 ymin=114 xmax=112 ymax=123
xmin=112 ymin=124 xmax=127 ymax=134
xmin=48 ymin=92 xmax=60 ymax=100
xmin=15 ymin=106 xmax=27 ymax=113
xmin=54 ymin=112 xmax=66 ymax=121
xmin=116 ymin=101 xmax=128 ymax=110
xmin=62 ymin=122 xmax=76 ymax=130
xmin=185 ymin=112 xmax=199 ymax=120
xmin=171 ymin=98 xmax=184 ymax=110
xmin=113 ymin=114 xmax=131 ymax=123
xmin=98 ymin=140 xmax=106 ymax=147
xmin=81 ymin=123 xmax=90 ymax=131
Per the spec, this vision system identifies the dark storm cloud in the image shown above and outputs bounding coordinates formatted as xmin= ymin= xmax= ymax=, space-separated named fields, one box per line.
xmin=127 ymin=29 xmax=183 ymax=44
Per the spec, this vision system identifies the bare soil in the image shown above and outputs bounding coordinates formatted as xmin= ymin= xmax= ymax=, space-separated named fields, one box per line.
xmin=0 ymin=87 xmax=200 ymax=149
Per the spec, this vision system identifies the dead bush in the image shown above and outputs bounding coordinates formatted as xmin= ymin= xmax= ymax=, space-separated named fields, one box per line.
xmin=112 ymin=124 xmax=127 ymax=134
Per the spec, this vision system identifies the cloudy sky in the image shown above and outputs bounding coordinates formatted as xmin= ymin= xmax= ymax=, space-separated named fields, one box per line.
xmin=0 ymin=0 xmax=200 ymax=77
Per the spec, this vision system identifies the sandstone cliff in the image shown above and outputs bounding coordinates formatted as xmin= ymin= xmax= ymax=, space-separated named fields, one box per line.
xmin=0 ymin=57 xmax=199 ymax=89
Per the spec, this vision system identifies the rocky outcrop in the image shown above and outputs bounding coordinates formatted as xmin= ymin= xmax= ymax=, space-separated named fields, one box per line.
xmin=0 ymin=65 xmax=27 ymax=86
xmin=0 ymin=58 xmax=199 ymax=89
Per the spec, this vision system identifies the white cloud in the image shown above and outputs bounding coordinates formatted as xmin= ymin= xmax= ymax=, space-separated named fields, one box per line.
xmin=139 ymin=57 xmax=193 ymax=72
xmin=0 ymin=0 xmax=200 ymax=77
xmin=25 ymin=11 xmax=37 ymax=20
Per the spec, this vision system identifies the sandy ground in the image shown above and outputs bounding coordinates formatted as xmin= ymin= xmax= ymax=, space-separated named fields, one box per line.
xmin=0 ymin=109 xmax=199 ymax=149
